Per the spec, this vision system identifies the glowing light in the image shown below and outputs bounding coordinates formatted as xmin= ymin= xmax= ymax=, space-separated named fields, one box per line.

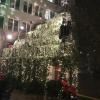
xmin=6 ymin=34 xmax=13 ymax=40
xmin=34 ymin=2 xmax=38 ymax=6
xmin=20 ymin=26 xmax=24 ymax=30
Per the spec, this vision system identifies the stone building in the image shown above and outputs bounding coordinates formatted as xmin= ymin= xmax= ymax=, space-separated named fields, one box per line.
xmin=0 ymin=0 xmax=63 ymax=49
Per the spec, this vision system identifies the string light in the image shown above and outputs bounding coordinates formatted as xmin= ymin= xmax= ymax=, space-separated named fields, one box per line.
xmin=1 ymin=12 xmax=79 ymax=87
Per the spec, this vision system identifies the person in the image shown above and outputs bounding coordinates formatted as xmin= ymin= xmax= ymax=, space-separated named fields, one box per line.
xmin=68 ymin=85 xmax=77 ymax=99
xmin=59 ymin=77 xmax=77 ymax=100
xmin=66 ymin=20 xmax=72 ymax=36
xmin=59 ymin=77 xmax=71 ymax=100
xmin=59 ymin=18 xmax=66 ymax=39
xmin=59 ymin=19 xmax=72 ymax=42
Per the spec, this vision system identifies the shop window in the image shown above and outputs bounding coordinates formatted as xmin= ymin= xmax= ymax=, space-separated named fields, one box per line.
xmin=15 ymin=0 xmax=20 ymax=10
xmin=14 ymin=20 xmax=18 ymax=31
xmin=0 ymin=16 xmax=4 ymax=29
xmin=0 ymin=0 xmax=6 ymax=5
xmin=23 ymin=1 xmax=28 ymax=13
xmin=28 ymin=3 xmax=32 ymax=14
xmin=8 ymin=19 xmax=13 ymax=31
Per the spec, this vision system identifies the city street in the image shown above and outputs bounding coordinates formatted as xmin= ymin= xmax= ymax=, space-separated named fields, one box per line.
xmin=0 ymin=0 xmax=100 ymax=100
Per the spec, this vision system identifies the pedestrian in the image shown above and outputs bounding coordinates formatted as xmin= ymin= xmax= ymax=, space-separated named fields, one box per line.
xmin=59 ymin=78 xmax=71 ymax=100
xmin=67 ymin=84 xmax=78 ymax=100
xmin=59 ymin=19 xmax=72 ymax=43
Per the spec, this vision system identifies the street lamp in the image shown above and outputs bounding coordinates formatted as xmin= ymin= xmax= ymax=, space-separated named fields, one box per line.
xmin=20 ymin=26 xmax=24 ymax=30
xmin=6 ymin=34 xmax=13 ymax=40
xmin=18 ymin=25 xmax=24 ymax=40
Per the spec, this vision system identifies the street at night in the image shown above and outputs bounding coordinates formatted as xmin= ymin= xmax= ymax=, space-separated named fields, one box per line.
xmin=0 ymin=0 xmax=100 ymax=100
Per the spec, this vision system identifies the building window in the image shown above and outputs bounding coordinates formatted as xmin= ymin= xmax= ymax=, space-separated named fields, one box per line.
xmin=8 ymin=19 xmax=13 ymax=31
xmin=23 ymin=1 xmax=32 ymax=14
xmin=14 ymin=20 xmax=18 ymax=31
xmin=61 ymin=0 xmax=68 ymax=7
xmin=39 ymin=8 xmax=44 ymax=17
xmin=8 ymin=18 xmax=19 ymax=32
xmin=28 ymin=3 xmax=32 ymax=14
xmin=15 ymin=0 xmax=20 ymax=10
xmin=0 ymin=0 xmax=6 ymax=5
xmin=10 ymin=0 xmax=20 ymax=10
xmin=10 ymin=0 xmax=15 ymax=8
xmin=47 ymin=0 xmax=54 ymax=3
xmin=35 ymin=6 xmax=39 ymax=16
xmin=45 ymin=9 xmax=51 ymax=20
xmin=0 ymin=16 xmax=4 ymax=29
xmin=50 ymin=11 xmax=55 ymax=18
xmin=23 ymin=1 xmax=28 ymax=13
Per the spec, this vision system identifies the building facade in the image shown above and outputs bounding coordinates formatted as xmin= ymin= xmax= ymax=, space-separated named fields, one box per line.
xmin=0 ymin=0 xmax=63 ymax=49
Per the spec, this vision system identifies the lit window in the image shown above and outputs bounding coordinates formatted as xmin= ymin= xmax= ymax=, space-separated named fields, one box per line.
xmin=28 ymin=3 xmax=32 ymax=14
xmin=23 ymin=1 xmax=28 ymax=13
xmin=8 ymin=19 xmax=13 ymax=31
xmin=47 ymin=0 xmax=54 ymax=3
xmin=45 ymin=9 xmax=51 ymax=20
xmin=14 ymin=20 xmax=18 ymax=31
xmin=0 ymin=16 xmax=4 ymax=29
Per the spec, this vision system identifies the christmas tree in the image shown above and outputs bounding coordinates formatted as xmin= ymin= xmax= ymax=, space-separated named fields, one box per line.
xmin=1 ymin=12 xmax=79 ymax=89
